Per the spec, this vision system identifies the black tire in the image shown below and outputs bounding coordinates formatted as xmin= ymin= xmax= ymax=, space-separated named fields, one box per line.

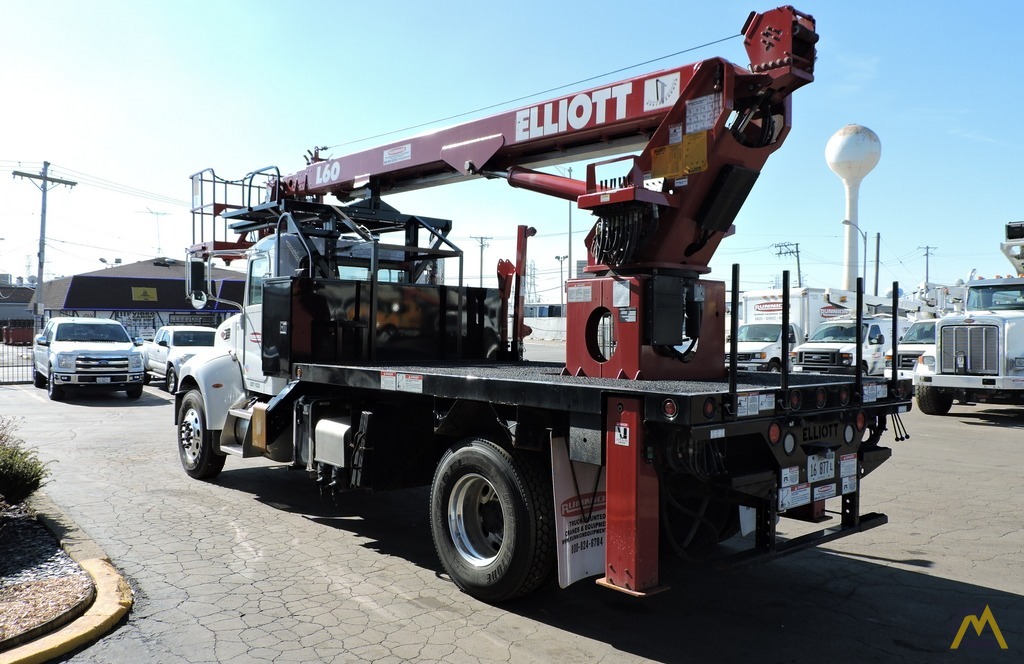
xmin=429 ymin=438 xmax=554 ymax=602
xmin=47 ymin=370 xmax=65 ymax=401
xmin=767 ymin=359 xmax=781 ymax=373
xmin=33 ymin=370 xmax=46 ymax=389
xmin=142 ymin=371 xmax=151 ymax=385
xmin=165 ymin=368 xmax=178 ymax=393
xmin=125 ymin=384 xmax=143 ymax=400
xmin=916 ymin=384 xmax=953 ymax=415
xmin=177 ymin=389 xmax=225 ymax=479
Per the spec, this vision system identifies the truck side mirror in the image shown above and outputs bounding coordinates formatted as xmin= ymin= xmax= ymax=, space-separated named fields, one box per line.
xmin=871 ymin=333 xmax=885 ymax=345
xmin=35 ymin=335 xmax=48 ymax=347
xmin=188 ymin=258 xmax=210 ymax=310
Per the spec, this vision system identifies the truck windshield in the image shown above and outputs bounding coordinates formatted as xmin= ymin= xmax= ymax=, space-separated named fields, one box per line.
xmin=807 ymin=322 xmax=863 ymax=342
xmin=966 ymin=285 xmax=1024 ymax=310
xmin=902 ymin=322 xmax=935 ymax=344
xmin=55 ymin=323 xmax=130 ymax=343
xmin=736 ymin=324 xmax=780 ymax=343
xmin=172 ymin=331 xmax=216 ymax=346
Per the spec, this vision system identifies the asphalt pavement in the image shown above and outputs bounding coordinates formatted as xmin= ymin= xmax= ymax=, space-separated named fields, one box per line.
xmin=0 ymin=366 xmax=1021 ymax=662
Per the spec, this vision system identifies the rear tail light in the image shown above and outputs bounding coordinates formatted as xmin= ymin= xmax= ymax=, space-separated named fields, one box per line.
xmin=838 ymin=386 xmax=850 ymax=406
xmin=702 ymin=397 xmax=717 ymax=420
xmin=662 ymin=398 xmax=678 ymax=419
xmin=768 ymin=421 xmax=782 ymax=444
xmin=855 ymin=410 xmax=867 ymax=432
xmin=788 ymin=389 xmax=802 ymax=411
xmin=815 ymin=387 xmax=827 ymax=409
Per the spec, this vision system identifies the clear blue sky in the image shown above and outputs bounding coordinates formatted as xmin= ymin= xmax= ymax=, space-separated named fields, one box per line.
xmin=2 ymin=1 xmax=1021 ymax=302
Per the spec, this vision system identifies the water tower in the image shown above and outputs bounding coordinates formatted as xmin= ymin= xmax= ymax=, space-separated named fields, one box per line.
xmin=825 ymin=125 xmax=881 ymax=290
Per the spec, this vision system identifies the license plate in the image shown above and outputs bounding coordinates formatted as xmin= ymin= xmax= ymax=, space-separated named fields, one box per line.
xmin=97 ymin=376 xmax=111 ymax=384
xmin=807 ymin=452 xmax=835 ymax=483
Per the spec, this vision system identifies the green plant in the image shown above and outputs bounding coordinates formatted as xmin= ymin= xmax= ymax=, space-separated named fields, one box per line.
xmin=0 ymin=416 xmax=50 ymax=505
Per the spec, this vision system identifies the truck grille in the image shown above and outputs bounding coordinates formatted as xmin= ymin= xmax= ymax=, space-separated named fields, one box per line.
xmin=796 ymin=350 xmax=836 ymax=366
xmin=939 ymin=325 xmax=998 ymax=375
xmin=75 ymin=355 xmax=131 ymax=372
xmin=736 ymin=352 xmax=753 ymax=361
xmin=896 ymin=352 xmax=923 ymax=370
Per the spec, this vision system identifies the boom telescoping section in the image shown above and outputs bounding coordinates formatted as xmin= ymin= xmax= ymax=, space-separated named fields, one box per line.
xmin=198 ymin=6 xmax=817 ymax=382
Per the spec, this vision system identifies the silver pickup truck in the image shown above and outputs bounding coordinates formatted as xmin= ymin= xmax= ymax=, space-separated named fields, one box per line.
xmin=142 ymin=325 xmax=218 ymax=392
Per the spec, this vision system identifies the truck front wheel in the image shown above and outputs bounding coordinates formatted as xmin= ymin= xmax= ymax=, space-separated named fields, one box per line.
xmin=177 ymin=389 xmax=225 ymax=479
xmin=429 ymin=438 xmax=554 ymax=602
xmin=916 ymin=385 xmax=953 ymax=415
xmin=47 ymin=370 xmax=64 ymax=401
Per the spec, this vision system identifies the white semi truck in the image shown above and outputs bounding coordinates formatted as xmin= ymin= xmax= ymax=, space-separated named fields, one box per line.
xmin=916 ymin=222 xmax=1024 ymax=415
xmin=730 ymin=288 xmax=842 ymax=371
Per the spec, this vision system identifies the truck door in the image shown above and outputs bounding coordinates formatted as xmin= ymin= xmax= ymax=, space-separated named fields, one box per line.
xmin=242 ymin=251 xmax=272 ymax=392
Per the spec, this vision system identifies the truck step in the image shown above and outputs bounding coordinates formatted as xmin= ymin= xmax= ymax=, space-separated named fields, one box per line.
xmin=219 ymin=443 xmax=244 ymax=457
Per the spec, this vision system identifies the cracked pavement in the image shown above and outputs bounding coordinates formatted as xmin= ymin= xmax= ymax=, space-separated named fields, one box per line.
xmin=2 ymin=383 xmax=1022 ymax=663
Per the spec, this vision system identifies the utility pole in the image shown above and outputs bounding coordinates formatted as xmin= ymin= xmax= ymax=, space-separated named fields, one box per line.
xmin=470 ymin=236 xmax=491 ymax=287
xmin=772 ymin=242 xmax=802 ymax=287
xmin=918 ymin=245 xmax=936 ymax=285
xmin=138 ymin=208 xmax=171 ymax=256
xmin=13 ymin=162 xmax=77 ymax=320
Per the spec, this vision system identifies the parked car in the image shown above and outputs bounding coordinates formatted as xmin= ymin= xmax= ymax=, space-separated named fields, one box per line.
xmin=141 ymin=325 xmax=218 ymax=392
xmin=33 ymin=317 xmax=145 ymax=401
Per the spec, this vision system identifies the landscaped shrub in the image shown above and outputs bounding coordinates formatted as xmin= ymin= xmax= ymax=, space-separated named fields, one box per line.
xmin=0 ymin=416 xmax=50 ymax=505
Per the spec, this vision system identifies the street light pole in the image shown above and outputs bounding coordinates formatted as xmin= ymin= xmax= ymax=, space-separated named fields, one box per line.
xmin=555 ymin=255 xmax=568 ymax=315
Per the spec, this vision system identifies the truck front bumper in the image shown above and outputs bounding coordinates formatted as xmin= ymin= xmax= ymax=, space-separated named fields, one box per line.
xmin=51 ymin=372 xmax=145 ymax=387
xmin=923 ymin=374 xmax=1024 ymax=391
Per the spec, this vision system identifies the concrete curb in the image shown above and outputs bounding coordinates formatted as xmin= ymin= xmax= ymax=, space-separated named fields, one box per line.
xmin=0 ymin=496 xmax=134 ymax=664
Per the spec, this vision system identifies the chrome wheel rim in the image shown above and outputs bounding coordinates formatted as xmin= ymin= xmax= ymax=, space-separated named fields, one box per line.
xmin=447 ymin=473 xmax=504 ymax=567
xmin=179 ymin=406 xmax=203 ymax=465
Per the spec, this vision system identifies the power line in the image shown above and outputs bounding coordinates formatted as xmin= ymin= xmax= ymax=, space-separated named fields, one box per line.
xmin=325 ymin=34 xmax=740 ymax=151
xmin=57 ymin=165 xmax=187 ymax=206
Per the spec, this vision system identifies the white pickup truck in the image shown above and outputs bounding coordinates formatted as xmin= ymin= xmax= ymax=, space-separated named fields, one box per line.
xmin=142 ymin=325 xmax=218 ymax=392
xmin=33 ymin=317 xmax=145 ymax=401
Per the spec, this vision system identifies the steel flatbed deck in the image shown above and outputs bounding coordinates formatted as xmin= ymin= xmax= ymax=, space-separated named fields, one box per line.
xmin=295 ymin=359 xmax=883 ymax=420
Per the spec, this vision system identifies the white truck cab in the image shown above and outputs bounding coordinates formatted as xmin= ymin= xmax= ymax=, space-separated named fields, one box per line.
xmin=790 ymin=316 xmax=912 ymax=376
xmin=885 ymin=319 xmax=936 ymax=380
xmin=730 ymin=322 xmax=803 ymax=372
